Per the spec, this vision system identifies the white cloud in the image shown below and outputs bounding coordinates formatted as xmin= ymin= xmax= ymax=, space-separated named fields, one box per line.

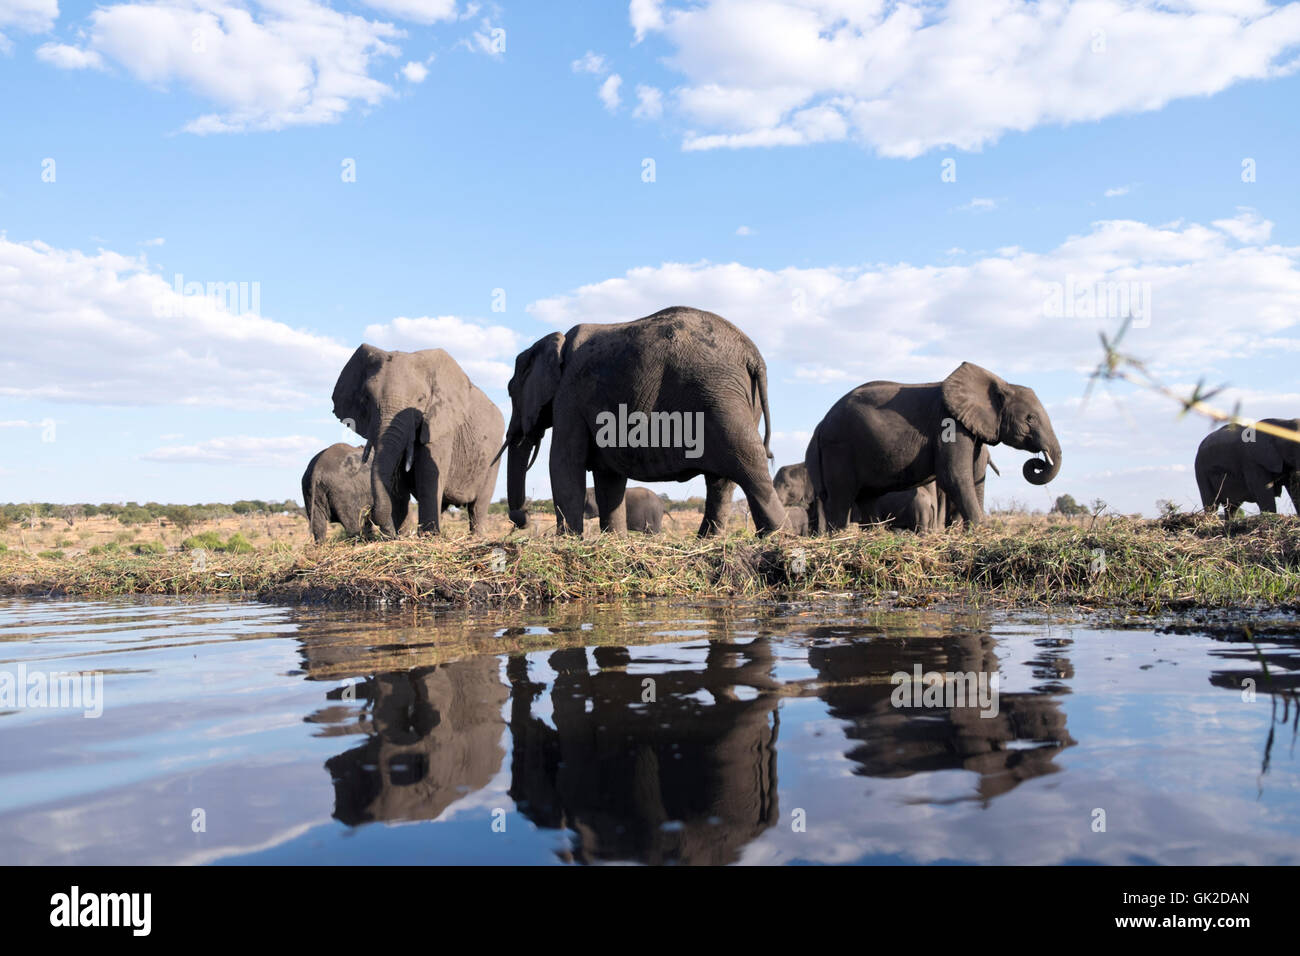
xmin=357 ymin=0 xmax=457 ymax=25
xmin=954 ymin=197 xmax=998 ymax=213
xmin=1213 ymin=207 xmax=1273 ymax=243
xmin=1104 ymin=185 xmax=1132 ymax=197
xmin=0 ymin=235 xmax=351 ymax=409
xmin=527 ymin=210 xmax=1300 ymax=385
xmin=571 ymin=50 xmax=607 ymax=74
xmin=633 ymin=0 xmax=1300 ymax=157
xmin=735 ymin=225 xmax=753 ymax=236
xmin=36 ymin=0 xmax=477 ymax=132
xmin=632 ymin=83 xmax=663 ymax=119
xmin=401 ymin=59 xmax=428 ymax=82
xmin=35 ymin=43 xmax=106 ymax=70
xmin=598 ymin=73 xmax=622 ymax=112
xmin=362 ymin=314 xmax=520 ymax=389
xmin=460 ymin=16 xmax=504 ymax=57
xmin=142 ymin=434 xmax=326 ymax=467
xmin=0 ymin=0 xmax=56 ymax=40
xmin=141 ymin=237 xmax=166 ymax=246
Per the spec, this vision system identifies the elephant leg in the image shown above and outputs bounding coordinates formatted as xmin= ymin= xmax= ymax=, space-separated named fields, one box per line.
xmin=1244 ymin=467 xmax=1278 ymax=513
xmin=1286 ymin=476 xmax=1300 ymax=515
xmin=937 ymin=438 xmax=982 ymax=526
xmin=593 ymin=472 xmax=628 ymax=535
xmin=821 ymin=482 xmax=857 ymax=532
xmin=308 ymin=497 xmax=329 ymax=543
xmin=390 ymin=489 xmax=410 ymax=537
xmin=698 ymin=476 xmax=735 ymax=536
xmin=413 ymin=450 xmax=444 ymax=534
xmin=548 ymin=427 xmax=586 ymax=535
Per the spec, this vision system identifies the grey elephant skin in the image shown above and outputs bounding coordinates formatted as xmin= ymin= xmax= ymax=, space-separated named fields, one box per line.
xmin=332 ymin=344 xmax=504 ymax=536
xmin=806 ymin=362 xmax=1060 ymax=530
xmin=302 ymin=443 xmax=414 ymax=543
xmin=1195 ymin=419 xmax=1300 ymax=515
xmin=499 ymin=307 xmax=788 ymax=536
xmin=584 ymin=487 xmax=664 ymax=533
xmin=865 ymin=448 xmax=999 ymax=532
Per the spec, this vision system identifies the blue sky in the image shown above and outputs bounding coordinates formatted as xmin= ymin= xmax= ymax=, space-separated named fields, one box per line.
xmin=1 ymin=0 xmax=1299 ymax=514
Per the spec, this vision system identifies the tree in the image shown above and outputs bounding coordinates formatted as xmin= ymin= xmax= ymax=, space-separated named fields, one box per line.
xmin=1051 ymin=494 xmax=1088 ymax=516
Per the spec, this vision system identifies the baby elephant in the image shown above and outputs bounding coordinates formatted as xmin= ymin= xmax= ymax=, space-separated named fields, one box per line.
xmin=584 ymin=487 xmax=664 ymax=534
xmin=302 ymin=443 xmax=413 ymax=543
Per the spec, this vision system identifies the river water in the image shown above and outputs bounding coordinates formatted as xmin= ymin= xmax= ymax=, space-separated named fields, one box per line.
xmin=0 ymin=596 xmax=1296 ymax=865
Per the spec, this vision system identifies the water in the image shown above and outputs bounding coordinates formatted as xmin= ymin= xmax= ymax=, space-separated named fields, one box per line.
xmin=0 ymin=596 xmax=1296 ymax=865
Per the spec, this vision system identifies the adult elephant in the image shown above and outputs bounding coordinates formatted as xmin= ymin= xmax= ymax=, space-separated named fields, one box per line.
xmin=584 ymin=487 xmax=664 ymax=533
xmin=332 ymin=345 xmax=504 ymax=536
xmin=497 ymin=307 xmax=787 ymax=536
xmin=301 ymin=443 xmax=415 ymax=543
xmin=864 ymin=449 xmax=999 ymax=532
xmin=1195 ymin=419 xmax=1300 ymax=515
xmin=807 ymin=363 xmax=1060 ymax=530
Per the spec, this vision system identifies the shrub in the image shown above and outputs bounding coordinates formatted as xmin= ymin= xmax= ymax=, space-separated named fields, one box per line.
xmin=37 ymin=550 xmax=64 ymax=560
xmin=131 ymin=541 xmax=166 ymax=555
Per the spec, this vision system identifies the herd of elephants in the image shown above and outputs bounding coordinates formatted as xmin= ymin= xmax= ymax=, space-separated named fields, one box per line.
xmin=301 ymin=306 xmax=1300 ymax=543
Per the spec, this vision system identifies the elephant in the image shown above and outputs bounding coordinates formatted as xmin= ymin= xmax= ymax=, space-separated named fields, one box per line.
xmin=772 ymin=463 xmax=816 ymax=535
xmin=806 ymin=362 xmax=1060 ymax=531
xmin=497 ymin=307 xmax=788 ymax=536
xmin=584 ymin=486 xmax=664 ymax=533
xmin=332 ymin=344 xmax=504 ymax=536
xmin=864 ymin=449 xmax=999 ymax=532
xmin=301 ymin=443 xmax=415 ymax=543
xmin=1195 ymin=419 xmax=1300 ymax=516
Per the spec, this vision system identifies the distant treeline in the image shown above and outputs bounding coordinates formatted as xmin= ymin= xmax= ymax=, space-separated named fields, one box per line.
xmin=0 ymin=500 xmax=304 ymax=529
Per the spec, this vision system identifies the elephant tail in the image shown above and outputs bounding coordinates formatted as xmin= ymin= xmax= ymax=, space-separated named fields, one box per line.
xmin=306 ymin=469 xmax=331 ymax=543
xmin=749 ymin=357 xmax=773 ymax=461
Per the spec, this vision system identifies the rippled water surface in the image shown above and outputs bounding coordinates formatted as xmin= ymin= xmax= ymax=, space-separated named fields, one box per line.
xmin=1 ymin=596 xmax=1297 ymax=865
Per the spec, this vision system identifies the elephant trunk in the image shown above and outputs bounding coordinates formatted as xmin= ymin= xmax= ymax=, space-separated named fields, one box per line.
xmin=370 ymin=408 xmax=415 ymax=536
xmin=1023 ymin=431 xmax=1062 ymax=485
xmin=506 ymin=437 xmax=535 ymax=528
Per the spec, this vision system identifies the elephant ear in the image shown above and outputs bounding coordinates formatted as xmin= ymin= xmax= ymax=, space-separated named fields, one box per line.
xmin=516 ymin=333 xmax=565 ymax=438
xmin=941 ymin=362 xmax=1007 ymax=444
xmin=332 ymin=344 xmax=385 ymax=440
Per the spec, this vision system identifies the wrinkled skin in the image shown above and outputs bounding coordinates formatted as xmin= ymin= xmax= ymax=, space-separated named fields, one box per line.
xmin=332 ymin=345 xmax=504 ymax=536
xmin=772 ymin=463 xmax=817 ymax=535
xmin=301 ymin=443 xmax=415 ymax=543
xmin=1195 ymin=419 xmax=1300 ymax=515
xmin=499 ymin=307 xmax=788 ymax=537
xmin=584 ymin=487 xmax=664 ymax=533
xmin=806 ymin=362 xmax=1060 ymax=531
xmin=864 ymin=448 xmax=999 ymax=532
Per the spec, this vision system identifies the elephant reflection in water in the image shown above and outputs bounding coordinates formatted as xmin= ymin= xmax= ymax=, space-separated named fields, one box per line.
xmin=324 ymin=658 xmax=508 ymax=825
xmin=507 ymin=640 xmax=781 ymax=865
xmin=807 ymin=627 xmax=1075 ymax=804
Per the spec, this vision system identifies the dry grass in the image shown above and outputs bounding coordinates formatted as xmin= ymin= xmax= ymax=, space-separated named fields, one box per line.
xmin=2 ymin=511 xmax=1299 ymax=612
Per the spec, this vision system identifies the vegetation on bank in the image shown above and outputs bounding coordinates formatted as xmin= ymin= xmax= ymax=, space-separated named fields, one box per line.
xmin=1 ymin=513 xmax=1298 ymax=611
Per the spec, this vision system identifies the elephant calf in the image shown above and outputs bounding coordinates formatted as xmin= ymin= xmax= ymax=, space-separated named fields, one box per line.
xmin=1195 ymin=419 xmax=1300 ymax=516
xmin=584 ymin=487 xmax=665 ymax=533
xmin=302 ymin=443 xmax=414 ymax=543
xmin=807 ymin=362 xmax=1059 ymax=530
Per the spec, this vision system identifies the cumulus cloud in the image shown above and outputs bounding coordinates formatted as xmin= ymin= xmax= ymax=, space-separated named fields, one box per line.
xmin=0 ymin=235 xmax=351 ymax=409
xmin=598 ymin=73 xmax=622 ymax=112
xmin=35 ymin=43 xmax=106 ymax=69
xmin=362 ymin=314 xmax=521 ymax=389
xmin=571 ymin=50 xmax=607 ymax=74
xmin=631 ymin=0 xmax=1300 ymax=157
xmin=0 ymin=0 xmax=57 ymax=45
xmin=401 ymin=59 xmax=428 ymax=82
xmin=35 ymin=0 xmax=476 ymax=132
xmin=142 ymin=434 xmax=326 ymax=467
xmin=527 ymin=211 xmax=1300 ymax=385
xmin=1104 ymin=185 xmax=1132 ymax=197
xmin=632 ymin=83 xmax=663 ymax=119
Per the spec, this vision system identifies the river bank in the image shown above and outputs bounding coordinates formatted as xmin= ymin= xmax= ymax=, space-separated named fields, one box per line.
xmin=2 ymin=513 xmax=1298 ymax=613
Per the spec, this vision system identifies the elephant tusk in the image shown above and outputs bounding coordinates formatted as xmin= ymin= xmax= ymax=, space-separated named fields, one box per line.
xmin=361 ymin=439 xmax=374 ymax=464
xmin=404 ymin=445 xmax=413 ymax=473
xmin=1043 ymin=450 xmax=1054 ymax=467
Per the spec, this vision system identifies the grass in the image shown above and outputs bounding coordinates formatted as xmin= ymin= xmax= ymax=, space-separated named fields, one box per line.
xmin=2 ymin=512 xmax=1299 ymax=611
